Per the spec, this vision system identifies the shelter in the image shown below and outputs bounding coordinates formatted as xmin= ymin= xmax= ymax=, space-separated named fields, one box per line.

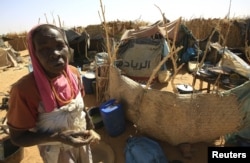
xmin=64 ymin=29 xmax=90 ymax=67
xmin=108 ymin=65 xmax=241 ymax=145
xmin=65 ymin=28 xmax=113 ymax=68
xmin=0 ymin=36 xmax=22 ymax=67
xmin=212 ymin=42 xmax=250 ymax=79
xmin=115 ymin=19 xmax=180 ymax=82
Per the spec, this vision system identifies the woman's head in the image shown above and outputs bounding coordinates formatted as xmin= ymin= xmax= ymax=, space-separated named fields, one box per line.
xmin=28 ymin=24 xmax=70 ymax=78
xmin=27 ymin=24 xmax=80 ymax=112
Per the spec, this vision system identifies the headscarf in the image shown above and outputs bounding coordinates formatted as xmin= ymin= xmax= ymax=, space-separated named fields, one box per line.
xmin=27 ymin=24 xmax=79 ymax=112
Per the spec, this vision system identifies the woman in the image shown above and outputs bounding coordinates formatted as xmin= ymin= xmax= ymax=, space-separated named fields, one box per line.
xmin=7 ymin=24 xmax=100 ymax=163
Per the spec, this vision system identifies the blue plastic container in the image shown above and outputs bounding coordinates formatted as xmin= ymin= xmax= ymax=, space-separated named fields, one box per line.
xmin=100 ymin=99 xmax=126 ymax=137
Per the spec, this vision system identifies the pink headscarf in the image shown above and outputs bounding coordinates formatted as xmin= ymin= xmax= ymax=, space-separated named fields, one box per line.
xmin=27 ymin=24 xmax=79 ymax=112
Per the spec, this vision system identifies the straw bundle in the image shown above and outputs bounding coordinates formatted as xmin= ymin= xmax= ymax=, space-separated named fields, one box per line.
xmin=109 ymin=66 xmax=242 ymax=145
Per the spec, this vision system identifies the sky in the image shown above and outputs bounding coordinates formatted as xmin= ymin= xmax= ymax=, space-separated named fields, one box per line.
xmin=1 ymin=0 xmax=250 ymax=35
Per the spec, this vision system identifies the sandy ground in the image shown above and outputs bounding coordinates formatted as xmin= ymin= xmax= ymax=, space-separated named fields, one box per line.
xmin=0 ymin=50 xmax=224 ymax=163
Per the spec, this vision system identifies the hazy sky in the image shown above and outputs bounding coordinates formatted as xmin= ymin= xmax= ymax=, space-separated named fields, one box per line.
xmin=1 ymin=0 xmax=249 ymax=34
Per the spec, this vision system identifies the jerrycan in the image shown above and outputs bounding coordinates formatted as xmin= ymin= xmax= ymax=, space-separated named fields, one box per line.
xmin=100 ymin=99 xmax=125 ymax=137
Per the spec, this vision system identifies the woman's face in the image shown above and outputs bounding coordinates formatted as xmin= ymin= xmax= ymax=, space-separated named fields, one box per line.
xmin=33 ymin=28 xmax=69 ymax=78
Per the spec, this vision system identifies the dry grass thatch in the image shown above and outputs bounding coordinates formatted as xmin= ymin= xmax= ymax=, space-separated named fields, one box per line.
xmin=5 ymin=32 xmax=27 ymax=51
xmin=108 ymin=66 xmax=242 ymax=145
xmin=184 ymin=18 xmax=249 ymax=48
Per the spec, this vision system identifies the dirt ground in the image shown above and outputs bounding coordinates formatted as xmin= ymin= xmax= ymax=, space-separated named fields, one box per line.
xmin=0 ymin=50 xmax=224 ymax=163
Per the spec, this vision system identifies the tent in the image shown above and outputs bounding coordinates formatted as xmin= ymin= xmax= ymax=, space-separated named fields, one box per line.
xmin=212 ymin=42 xmax=250 ymax=79
xmin=115 ymin=19 xmax=181 ymax=82
xmin=0 ymin=47 xmax=21 ymax=67
xmin=0 ymin=36 xmax=22 ymax=67
xmin=64 ymin=29 xmax=90 ymax=67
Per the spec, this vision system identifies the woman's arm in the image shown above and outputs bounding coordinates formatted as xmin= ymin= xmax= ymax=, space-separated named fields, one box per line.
xmin=9 ymin=128 xmax=95 ymax=148
xmin=9 ymin=128 xmax=59 ymax=147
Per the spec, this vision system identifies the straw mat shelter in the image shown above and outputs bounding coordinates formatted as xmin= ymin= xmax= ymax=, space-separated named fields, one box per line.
xmin=108 ymin=66 xmax=242 ymax=145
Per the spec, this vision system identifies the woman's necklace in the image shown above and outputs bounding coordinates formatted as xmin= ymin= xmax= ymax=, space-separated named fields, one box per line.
xmin=50 ymin=71 xmax=75 ymax=105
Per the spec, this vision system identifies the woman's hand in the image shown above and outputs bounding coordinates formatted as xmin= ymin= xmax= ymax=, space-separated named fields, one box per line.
xmin=89 ymin=129 xmax=101 ymax=145
xmin=55 ymin=130 xmax=99 ymax=147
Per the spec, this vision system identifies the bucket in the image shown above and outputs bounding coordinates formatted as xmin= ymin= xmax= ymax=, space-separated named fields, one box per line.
xmin=0 ymin=138 xmax=24 ymax=163
xmin=188 ymin=61 xmax=199 ymax=73
xmin=176 ymin=84 xmax=193 ymax=94
xmin=100 ymin=99 xmax=125 ymax=137
xmin=82 ymin=71 xmax=96 ymax=94
xmin=88 ymin=107 xmax=103 ymax=129
xmin=158 ymin=70 xmax=171 ymax=84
